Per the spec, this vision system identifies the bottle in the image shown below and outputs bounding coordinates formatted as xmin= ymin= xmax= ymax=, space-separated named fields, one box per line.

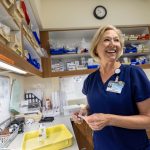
xmin=81 ymin=57 xmax=86 ymax=66
xmin=38 ymin=123 xmax=46 ymax=142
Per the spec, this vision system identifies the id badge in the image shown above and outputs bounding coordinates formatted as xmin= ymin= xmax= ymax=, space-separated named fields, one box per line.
xmin=106 ymin=80 xmax=125 ymax=94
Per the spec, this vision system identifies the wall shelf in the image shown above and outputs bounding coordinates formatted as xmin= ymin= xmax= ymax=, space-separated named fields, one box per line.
xmin=51 ymin=52 xmax=150 ymax=59
xmin=51 ymin=53 xmax=89 ymax=59
xmin=0 ymin=43 xmax=42 ymax=77
xmin=125 ymin=39 xmax=150 ymax=44
xmin=121 ymin=52 xmax=150 ymax=57
xmin=0 ymin=1 xmax=45 ymax=77
xmin=40 ymin=25 xmax=150 ymax=77
xmin=49 ymin=69 xmax=96 ymax=77
xmin=139 ymin=63 xmax=150 ymax=69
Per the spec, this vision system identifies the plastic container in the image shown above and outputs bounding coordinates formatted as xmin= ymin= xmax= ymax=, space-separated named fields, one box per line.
xmin=87 ymin=65 xmax=99 ymax=69
xmin=22 ymin=124 xmax=73 ymax=150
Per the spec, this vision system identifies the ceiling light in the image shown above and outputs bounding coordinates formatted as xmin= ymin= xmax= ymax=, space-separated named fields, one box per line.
xmin=0 ymin=61 xmax=27 ymax=74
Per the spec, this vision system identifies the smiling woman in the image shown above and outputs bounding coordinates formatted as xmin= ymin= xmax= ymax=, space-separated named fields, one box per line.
xmin=72 ymin=25 xmax=150 ymax=150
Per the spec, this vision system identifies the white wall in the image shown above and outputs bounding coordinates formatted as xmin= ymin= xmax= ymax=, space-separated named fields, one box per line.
xmin=144 ymin=69 xmax=150 ymax=79
xmin=23 ymin=69 xmax=150 ymax=106
xmin=30 ymin=0 xmax=150 ymax=29
xmin=0 ymin=68 xmax=149 ymax=124
xmin=0 ymin=73 xmax=24 ymax=123
xmin=23 ymin=76 xmax=59 ymax=99
xmin=60 ymin=75 xmax=87 ymax=102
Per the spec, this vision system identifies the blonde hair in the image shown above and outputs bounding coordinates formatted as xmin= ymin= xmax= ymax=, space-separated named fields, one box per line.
xmin=90 ymin=25 xmax=124 ymax=62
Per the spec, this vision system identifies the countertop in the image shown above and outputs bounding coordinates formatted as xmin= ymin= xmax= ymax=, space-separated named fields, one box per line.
xmin=7 ymin=115 xmax=79 ymax=150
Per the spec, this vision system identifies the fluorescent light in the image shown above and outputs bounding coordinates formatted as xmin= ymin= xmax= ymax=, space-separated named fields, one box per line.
xmin=0 ymin=61 xmax=27 ymax=74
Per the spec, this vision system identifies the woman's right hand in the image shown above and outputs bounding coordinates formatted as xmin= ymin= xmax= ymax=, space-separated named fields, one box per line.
xmin=71 ymin=106 xmax=88 ymax=124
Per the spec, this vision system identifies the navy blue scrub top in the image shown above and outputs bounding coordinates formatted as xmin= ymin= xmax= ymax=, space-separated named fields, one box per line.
xmin=82 ymin=64 xmax=150 ymax=150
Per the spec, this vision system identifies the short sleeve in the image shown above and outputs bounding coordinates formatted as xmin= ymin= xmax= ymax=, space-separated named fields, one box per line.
xmin=131 ymin=66 xmax=150 ymax=102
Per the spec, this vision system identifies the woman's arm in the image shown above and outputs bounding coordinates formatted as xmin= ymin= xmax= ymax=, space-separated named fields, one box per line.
xmin=84 ymin=98 xmax=150 ymax=131
xmin=108 ymin=98 xmax=150 ymax=129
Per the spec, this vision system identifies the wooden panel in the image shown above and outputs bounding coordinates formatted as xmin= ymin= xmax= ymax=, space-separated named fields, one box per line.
xmin=139 ymin=64 xmax=150 ymax=69
xmin=40 ymin=31 xmax=50 ymax=54
xmin=71 ymin=120 xmax=94 ymax=150
xmin=41 ymin=57 xmax=51 ymax=78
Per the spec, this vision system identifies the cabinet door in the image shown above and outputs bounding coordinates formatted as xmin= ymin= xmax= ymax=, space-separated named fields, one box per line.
xmin=71 ymin=120 xmax=94 ymax=150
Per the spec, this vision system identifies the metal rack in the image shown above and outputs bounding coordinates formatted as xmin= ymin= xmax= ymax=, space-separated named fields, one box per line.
xmin=0 ymin=118 xmax=19 ymax=148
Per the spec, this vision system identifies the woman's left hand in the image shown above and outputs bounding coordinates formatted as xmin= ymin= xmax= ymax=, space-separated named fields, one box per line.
xmin=83 ymin=113 xmax=110 ymax=131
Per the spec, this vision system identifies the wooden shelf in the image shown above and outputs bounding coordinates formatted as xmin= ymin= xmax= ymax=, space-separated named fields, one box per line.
xmin=49 ymin=69 xmax=96 ymax=77
xmin=139 ymin=64 xmax=150 ymax=69
xmin=125 ymin=39 xmax=150 ymax=44
xmin=51 ymin=53 xmax=89 ymax=59
xmin=121 ymin=52 xmax=150 ymax=57
xmin=0 ymin=2 xmax=43 ymax=77
xmin=40 ymin=26 xmax=150 ymax=78
xmin=23 ymin=35 xmax=40 ymax=59
xmin=51 ymin=52 xmax=150 ymax=59
xmin=49 ymin=64 xmax=150 ymax=77
xmin=0 ymin=43 xmax=42 ymax=77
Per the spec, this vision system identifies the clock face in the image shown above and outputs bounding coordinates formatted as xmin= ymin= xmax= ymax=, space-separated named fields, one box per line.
xmin=93 ymin=6 xmax=107 ymax=19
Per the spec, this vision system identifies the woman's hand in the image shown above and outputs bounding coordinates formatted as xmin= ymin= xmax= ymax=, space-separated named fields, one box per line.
xmin=71 ymin=107 xmax=88 ymax=124
xmin=83 ymin=113 xmax=110 ymax=131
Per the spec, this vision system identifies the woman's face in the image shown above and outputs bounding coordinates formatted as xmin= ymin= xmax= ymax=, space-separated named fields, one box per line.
xmin=96 ymin=29 xmax=122 ymax=63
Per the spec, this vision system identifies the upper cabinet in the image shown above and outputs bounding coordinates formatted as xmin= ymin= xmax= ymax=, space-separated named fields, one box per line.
xmin=40 ymin=25 xmax=150 ymax=77
xmin=0 ymin=0 xmax=47 ymax=77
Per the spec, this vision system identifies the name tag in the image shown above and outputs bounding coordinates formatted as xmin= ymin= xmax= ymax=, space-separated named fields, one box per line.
xmin=106 ymin=80 xmax=125 ymax=94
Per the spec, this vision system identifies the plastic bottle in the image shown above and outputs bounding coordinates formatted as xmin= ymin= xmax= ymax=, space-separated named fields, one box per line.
xmin=81 ymin=57 xmax=86 ymax=66
xmin=38 ymin=123 xmax=46 ymax=142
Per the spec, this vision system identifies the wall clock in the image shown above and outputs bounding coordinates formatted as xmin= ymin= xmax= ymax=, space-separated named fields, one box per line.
xmin=93 ymin=5 xmax=107 ymax=19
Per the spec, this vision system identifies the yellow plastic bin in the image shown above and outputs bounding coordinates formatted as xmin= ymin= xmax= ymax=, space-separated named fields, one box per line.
xmin=22 ymin=124 xmax=73 ymax=150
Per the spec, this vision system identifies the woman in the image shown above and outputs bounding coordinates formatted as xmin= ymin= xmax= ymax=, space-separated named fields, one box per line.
xmin=72 ymin=25 xmax=150 ymax=150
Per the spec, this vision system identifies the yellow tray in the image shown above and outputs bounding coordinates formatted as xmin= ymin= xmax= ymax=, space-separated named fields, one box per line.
xmin=22 ymin=124 xmax=73 ymax=150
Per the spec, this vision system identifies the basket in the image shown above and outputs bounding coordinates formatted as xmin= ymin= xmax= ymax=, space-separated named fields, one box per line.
xmin=22 ymin=124 xmax=73 ymax=150
xmin=0 ymin=126 xmax=19 ymax=148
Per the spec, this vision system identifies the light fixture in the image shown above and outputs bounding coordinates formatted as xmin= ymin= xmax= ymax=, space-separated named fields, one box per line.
xmin=0 ymin=61 xmax=27 ymax=74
